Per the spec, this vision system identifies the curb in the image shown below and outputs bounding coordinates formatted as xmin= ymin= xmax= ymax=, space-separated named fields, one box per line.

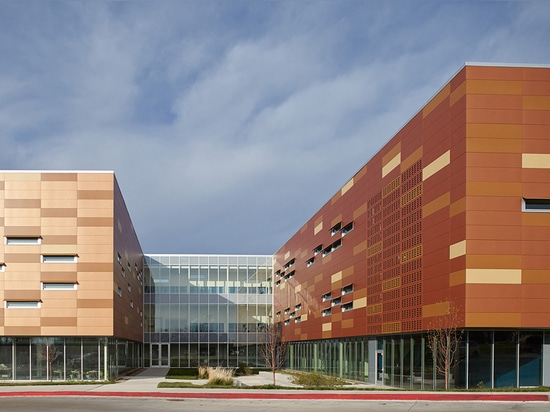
xmin=0 ymin=391 xmax=547 ymax=402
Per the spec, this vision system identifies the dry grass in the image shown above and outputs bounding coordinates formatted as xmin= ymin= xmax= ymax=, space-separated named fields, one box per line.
xmin=196 ymin=366 xmax=235 ymax=386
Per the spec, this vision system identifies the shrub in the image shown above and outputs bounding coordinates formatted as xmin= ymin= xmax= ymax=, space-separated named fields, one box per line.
xmin=197 ymin=365 xmax=209 ymax=379
xmin=237 ymin=363 xmax=253 ymax=376
xmin=206 ymin=367 xmax=234 ymax=386
xmin=289 ymin=371 xmax=347 ymax=388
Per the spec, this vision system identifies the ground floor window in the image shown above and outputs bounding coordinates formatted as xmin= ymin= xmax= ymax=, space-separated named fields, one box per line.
xmin=286 ymin=330 xmax=546 ymax=389
xmin=0 ymin=337 xmax=142 ymax=381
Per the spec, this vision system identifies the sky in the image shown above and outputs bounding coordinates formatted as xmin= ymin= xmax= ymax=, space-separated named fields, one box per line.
xmin=1 ymin=0 xmax=549 ymax=255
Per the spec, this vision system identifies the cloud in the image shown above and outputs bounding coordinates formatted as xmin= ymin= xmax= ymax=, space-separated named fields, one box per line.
xmin=0 ymin=0 xmax=549 ymax=254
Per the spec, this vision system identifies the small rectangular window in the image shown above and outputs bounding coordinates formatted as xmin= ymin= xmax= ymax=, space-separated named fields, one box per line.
xmin=342 ymin=302 xmax=354 ymax=312
xmin=342 ymin=222 xmax=354 ymax=236
xmin=294 ymin=316 xmax=302 ymax=323
xmin=330 ymin=222 xmax=342 ymax=236
xmin=342 ymin=284 xmax=354 ymax=295
xmin=523 ymin=198 xmax=550 ymax=211
xmin=295 ymin=303 xmax=302 ymax=311
xmin=42 ymin=255 xmax=77 ymax=263
xmin=306 ymin=257 xmax=315 ymax=267
xmin=322 ymin=308 xmax=332 ymax=317
xmin=284 ymin=307 xmax=290 ymax=315
xmin=322 ymin=292 xmax=332 ymax=302
xmin=5 ymin=237 xmax=41 ymax=245
xmin=332 ymin=297 xmax=342 ymax=306
xmin=289 ymin=312 xmax=295 ymax=318
xmin=0 ymin=263 xmax=5 ymax=272
xmin=6 ymin=301 xmax=41 ymax=309
xmin=313 ymin=244 xmax=323 ymax=255
xmin=42 ymin=283 xmax=77 ymax=291
xmin=276 ymin=311 xmax=281 ymax=317
xmin=284 ymin=320 xmax=290 ymax=326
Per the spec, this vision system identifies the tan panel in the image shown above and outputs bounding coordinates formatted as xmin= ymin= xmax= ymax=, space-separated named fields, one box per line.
xmin=77 ymin=190 xmax=113 ymax=200
xmin=322 ymin=322 xmax=332 ymax=331
xmin=465 ymin=269 xmax=521 ymax=284
xmin=77 ymin=308 xmax=113 ymax=318
xmin=450 ymin=80 xmax=466 ymax=106
xmin=523 ymin=95 xmax=550 ymax=110
xmin=77 ymin=226 xmax=113 ymax=236
xmin=466 ymin=123 xmax=522 ymax=138
xmin=353 ymin=240 xmax=367 ymax=256
xmin=449 ymin=270 xmax=466 ymax=286
xmin=331 ymin=271 xmax=342 ymax=283
xmin=77 ymin=199 xmax=113 ymax=209
xmin=3 ymin=190 xmax=41 ymax=200
xmin=341 ymin=178 xmax=354 ymax=196
xmin=342 ymin=319 xmax=354 ymax=329
xmin=523 ymin=270 xmax=550 ymax=284
xmin=41 ymin=317 xmax=78 ymax=327
xmin=41 ymin=217 xmax=77 ymax=227
xmin=41 ymin=272 xmax=78 ymax=283
xmin=522 ymin=213 xmax=550 ymax=227
xmin=423 ymin=192 xmax=450 ymax=218
xmin=423 ymin=301 xmax=450 ymax=318
xmin=354 ymin=297 xmax=367 ymax=308
xmin=450 ymin=240 xmax=467 ymax=259
xmin=4 ymin=253 xmax=40 ymax=263
xmin=4 ymin=326 xmax=41 ymax=335
xmin=295 ymin=284 xmax=302 ymax=293
xmin=77 ymin=208 xmax=114 ymax=218
xmin=467 ymin=254 xmax=522 ymax=268
xmin=77 ymin=290 xmax=113 ymax=299
xmin=467 ymin=182 xmax=522 ymax=196
xmin=76 ymin=326 xmax=112 ymax=335
xmin=77 ymin=299 xmax=113 ymax=308
xmin=41 ymin=226 xmax=77 ymax=236
xmin=466 ymin=80 xmax=522 ymax=95
xmin=4 ymin=290 xmax=41 ymax=300
xmin=41 ymin=198 xmax=78 ymax=208
xmin=41 ymin=245 xmax=78 ymax=255
xmin=77 ymin=243 xmax=113 ymax=255
xmin=4 ymin=173 xmax=40 ymax=182
xmin=41 ymin=235 xmax=78 ymax=245
xmin=77 ymin=217 xmax=113 ymax=227
xmin=314 ymin=222 xmax=323 ymax=235
xmin=5 ymin=208 xmax=41 ymax=218
xmin=41 ymin=173 xmax=78 ymax=182
xmin=41 ymin=208 xmax=77 ymax=218
xmin=4 ymin=199 xmax=41 ymax=208
xmin=401 ymin=147 xmax=423 ymax=171
xmin=522 ymin=153 xmax=550 ymax=169
xmin=4 ymin=226 xmax=43 ymax=237
xmin=41 ymin=181 xmax=78 ymax=191
xmin=450 ymin=197 xmax=466 ymax=217
xmin=382 ymin=152 xmax=401 ymax=178
xmin=423 ymin=84 xmax=450 ymax=118
xmin=40 ymin=301 xmax=77 ymax=311
xmin=466 ymin=312 xmax=521 ymax=327
xmin=423 ymin=150 xmax=450 ymax=181
xmin=4 ymin=317 xmax=41 ymax=327
xmin=4 ymin=217 xmax=41 ymax=227
xmin=353 ymin=203 xmax=367 ymax=219
xmin=467 ymin=138 xmax=522 ymax=153
xmin=331 ymin=214 xmax=342 ymax=227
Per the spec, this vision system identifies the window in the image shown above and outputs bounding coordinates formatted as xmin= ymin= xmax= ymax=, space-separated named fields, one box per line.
xmin=322 ymin=292 xmax=332 ymax=302
xmin=275 ymin=280 xmax=281 ymax=287
xmin=330 ymin=222 xmax=342 ymax=236
xmin=121 ymin=268 xmax=126 ymax=278
xmin=295 ymin=303 xmax=302 ymax=311
xmin=342 ymin=222 xmax=354 ymax=236
xmin=0 ymin=263 xmax=5 ymax=272
xmin=306 ymin=257 xmax=315 ymax=267
xmin=130 ymin=300 xmax=134 ymax=308
xmin=289 ymin=312 xmax=295 ymax=318
xmin=284 ymin=320 xmax=290 ymax=326
xmin=117 ymin=254 xmax=122 ymax=264
xmin=42 ymin=283 xmax=77 ymax=290
xmin=342 ymin=284 xmax=354 ymax=295
xmin=284 ymin=258 xmax=295 ymax=269
xmin=42 ymin=255 xmax=77 ymax=263
xmin=342 ymin=302 xmax=354 ymax=312
xmin=285 ymin=270 xmax=295 ymax=280
xmin=322 ymin=239 xmax=342 ymax=257
xmin=294 ymin=316 xmax=302 ymax=323
xmin=322 ymin=308 xmax=332 ymax=317
xmin=5 ymin=237 xmax=41 ymax=245
xmin=331 ymin=297 xmax=342 ymax=306
xmin=313 ymin=244 xmax=323 ymax=255
xmin=276 ymin=311 xmax=281 ymax=318
xmin=523 ymin=198 xmax=550 ymax=211
xmin=284 ymin=307 xmax=290 ymax=315
xmin=5 ymin=301 xmax=41 ymax=309
xmin=117 ymin=287 xmax=123 ymax=297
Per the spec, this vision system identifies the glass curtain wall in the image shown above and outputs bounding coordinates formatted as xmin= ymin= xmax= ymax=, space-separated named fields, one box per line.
xmin=144 ymin=254 xmax=273 ymax=368
xmin=287 ymin=330 xmax=544 ymax=388
xmin=0 ymin=337 xmax=140 ymax=381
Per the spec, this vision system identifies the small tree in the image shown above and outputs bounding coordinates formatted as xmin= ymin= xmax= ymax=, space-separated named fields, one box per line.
xmin=259 ymin=321 xmax=288 ymax=385
xmin=39 ymin=339 xmax=62 ymax=381
xmin=426 ymin=301 xmax=464 ymax=389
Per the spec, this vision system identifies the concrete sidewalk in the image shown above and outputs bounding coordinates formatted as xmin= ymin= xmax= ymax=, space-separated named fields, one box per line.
xmin=0 ymin=368 xmax=548 ymax=402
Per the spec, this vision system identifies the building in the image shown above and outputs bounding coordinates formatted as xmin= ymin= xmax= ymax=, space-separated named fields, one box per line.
xmin=1 ymin=63 xmax=549 ymax=387
xmin=0 ymin=171 xmax=144 ymax=381
xmin=143 ymin=254 xmax=272 ymax=368
xmin=273 ymin=63 xmax=550 ymax=389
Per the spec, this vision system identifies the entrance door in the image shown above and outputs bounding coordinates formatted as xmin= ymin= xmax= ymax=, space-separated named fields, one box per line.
xmin=151 ymin=344 xmax=169 ymax=367
xmin=376 ymin=350 xmax=384 ymax=384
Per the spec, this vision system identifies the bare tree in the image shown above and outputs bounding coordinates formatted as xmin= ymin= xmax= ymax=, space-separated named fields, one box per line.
xmin=259 ymin=321 xmax=288 ymax=385
xmin=425 ymin=302 xmax=464 ymax=389
xmin=39 ymin=339 xmax=62 ymax=381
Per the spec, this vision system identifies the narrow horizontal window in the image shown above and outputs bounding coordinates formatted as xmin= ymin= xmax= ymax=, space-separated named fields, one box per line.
xmin=322 ymin=292 xmax=332 ymax=302
xmin=42 ymin=283 xmax=77 ymax=291
xmin=306 ymin=257 xmax=315 ymax=267
xmin=322 ymin=239 xmax=342 ymax=257
xmin=5 ymin=301 xmax=41 ymax=309
xmin=342 ymin=302 xmax=354 ymax=312
xmin=284 ymin=320 xmax=290 ymax=326
xmin=5 ymin=237 xmax=41 ymax=245
xmin=283 ymin=258 xmax=295 ymax=269
xmin=284 ymin=307 xmax=290 ymax=315
xmin=330 ymin=222 xmax=342 ymax=236
xmin=0 ymin=263 xmax=5 ymax=272
xmin=117 ymin=287 xmax=123 ymax=297
xmin=342 ymin=222 xmax=354 ymax=236
xmin=294 ymin=316 xmax=302 ymax=323
xmin=322 ymin=308 xmax=332 ymax=317
xmin=295 ymin=303 xmax=302 ymax=311
xmin=342 ymin=284 xmax=354 ymax=295
xmin=313 ymin=244 xmax=323 ymax=255
xmin=289 ymin=312 xmax=295 ymax=318
xmin=331 ymin=297 xmax=342 ymax=306
xmin=523 ymin=198 xmax=550 ymax=211
xmin=42 ymin=255 xmax=77 ymax=263
xmin=276 ymin=311 xmax=281 ymax=317
xmin=275 ymin=280 xmax=281 ymax=287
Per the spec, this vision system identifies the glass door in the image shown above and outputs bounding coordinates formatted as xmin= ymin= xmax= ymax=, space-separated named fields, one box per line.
xmin=376 ymin=350 xmax=384 ymax=384
xmin=151 ymin=344 xmax=169 ymax=367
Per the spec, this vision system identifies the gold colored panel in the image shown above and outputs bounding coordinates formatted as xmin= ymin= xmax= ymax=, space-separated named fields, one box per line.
xmin=382 ymin=153 xmax=401 ymax=178
xmin=41 ymin=272 xmax=77 ymax=283
xmin=423 ymin=301 xmax=450 ymax=318
xmin=382 ymin=322 xmax=401 ymax=334
xmin=401 ymin=147 xmax=423 ymax=171
xmin=322 ymin=322 xmax=332 ymax=332
xmin=77 ymin=217 xmax=113 ymax=227
xmin=353 ymin=203 xmax=367 ymax=220
xmin=4 ymin=199 xmax=41 ymax=208
xmin=466 ymin=182 xmax=522 ymax=196
xmin=353 ymin=240 xmax=367 ymax=256
xmin=77 ymin=190 xmax=113 ymax=200
xmin=523 ymin=270 xmax=550 ymax=284
xmin=41 ymin=317 xmax=77 ymax=327
xmin=314 ymin=222 xmax=323 ymax=235
xmin=450 ymin=197 xmax=466 ymax=217
xmin=449 ymin=270 xmax=466 ymax=286
xmin=341 ymin=178 xmax=354 ymax=196
xmin=354 ymin=297 xmax=367 ymax=309
xmin=466 ymin=312 xmax=521 ymax=328
xmin=523 ymin=95 xmax=550 ymax=110
xmin=423 ymin=192 xmax=450 ymax=218
xmin=342 ymin=319 xmax=354 ymax=329
xmin=465 ymin=269 xmax=521 ymax=284
xmin=466 ymin=80 xmax=522 ymax=95
xmin=423 ymin=84 xmax=450 ymax=118
xmin=467 ymin=254 xmax=522 ymax=269
xmin=466 ymin=123 xmax=522 ymax=139
xmin=41 ymin=173 xmax=78 ymax=182
xmin=331 ymin=271 xmax=342 ymax=283
xmin=41 ymin=208 xmax=77 ymax=218
xmin=77 ymin=299 xmax=113 ymax=308
xmin=450 ymin=80 xmax=466 ymax=106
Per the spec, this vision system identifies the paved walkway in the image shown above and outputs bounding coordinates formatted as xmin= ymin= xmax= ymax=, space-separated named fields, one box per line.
xmin=0 ymin=368 xmax=548 ymax=402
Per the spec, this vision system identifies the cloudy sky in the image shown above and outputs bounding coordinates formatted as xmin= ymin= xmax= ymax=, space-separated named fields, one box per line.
xmin=1 ymin=0 xmax=549 ymax=255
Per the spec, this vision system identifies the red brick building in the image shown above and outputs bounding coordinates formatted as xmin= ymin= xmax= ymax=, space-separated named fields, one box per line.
xmin=273 ymin=64 xmax=550 ymax=389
